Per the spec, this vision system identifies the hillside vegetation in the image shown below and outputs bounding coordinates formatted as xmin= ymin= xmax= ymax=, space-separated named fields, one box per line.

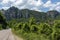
xmin=0 ymin=11 xmax=8 ymax=30
xmin=9 ymin=17 xmax=60 ymax=40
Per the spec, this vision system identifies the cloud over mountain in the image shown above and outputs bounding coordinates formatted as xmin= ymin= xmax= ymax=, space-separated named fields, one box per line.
xmin=0 ymin=0 xmax=60 ymax=12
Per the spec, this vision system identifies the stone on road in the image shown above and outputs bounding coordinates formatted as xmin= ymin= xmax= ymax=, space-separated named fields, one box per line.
xmin=0 ymin=29 xmax=23 ymax=40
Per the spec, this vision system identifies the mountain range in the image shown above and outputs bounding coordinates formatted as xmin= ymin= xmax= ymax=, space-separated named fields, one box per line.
xmin=0 ymin=6 xmax=60 ymax=22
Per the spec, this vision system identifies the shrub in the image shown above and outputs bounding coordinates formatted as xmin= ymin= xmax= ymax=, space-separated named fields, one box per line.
xmin=40 ymin=23 xmax=52 ymax=36
xmin=31 ymin=25 xmax=39 ymax=33
xmin=23 ymin=23 xmax=30 ymax=33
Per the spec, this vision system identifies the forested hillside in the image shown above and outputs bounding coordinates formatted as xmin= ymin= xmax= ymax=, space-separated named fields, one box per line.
xmin=1 ymin=6 xmax=60 ymax=22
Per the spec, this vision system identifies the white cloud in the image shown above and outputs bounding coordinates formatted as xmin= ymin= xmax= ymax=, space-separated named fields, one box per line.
xmin=28 ymin=0 xmax=43 ymax=7
xmin=12 ymin=0 xmax=23 ymax=6
xmin=56 ymin=2 xmax=60 ymax=6
xmin=43 ymin=0 xmax=54 ymax=8
xmin=49 ymin=2 xmax=60 ymax=11
xmin=19 ymin=5 xmax=26 ymax=9
xmin=12 ymin=0 xmax=43 ymax=12
xmin=31 ymin=7 xmax=42 ymax=12
xmin=1 ymin=0 xmax=16 ymax=4
xmin=55 ymin=6 xmax=60 ymax=11
xmin=1 ymin=0 xmax=43 ymax=11
xmin=0 ymin=0 xmax=60 ymax=11
xmin=10 ymin=0 xmax=16 ymax=2
xmin=43 ymin=0 xmax=60 ymax=11
xmin=2 ymin=7 xmax=9 ymax=10
xmin=2 ymin=0 xmax=9 ymax=4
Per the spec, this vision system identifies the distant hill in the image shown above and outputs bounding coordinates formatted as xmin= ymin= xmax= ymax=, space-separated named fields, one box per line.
xmin=0 ymin=6 xmax=60 ymax=22
xmin=47 ymin=10 xmax=60 ymax=19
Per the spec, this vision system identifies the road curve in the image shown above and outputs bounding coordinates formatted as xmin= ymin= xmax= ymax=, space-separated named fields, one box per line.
xmin=0 ymin=29 xmax=23 ymax=40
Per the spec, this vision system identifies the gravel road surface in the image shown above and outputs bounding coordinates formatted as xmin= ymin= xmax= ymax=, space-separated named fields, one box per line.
xmin=0 ymin=29 xmax=23 ymax=40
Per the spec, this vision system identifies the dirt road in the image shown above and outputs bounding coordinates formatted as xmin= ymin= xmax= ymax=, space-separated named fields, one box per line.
xmin=0 ymin=29 xmax=23 ymax=40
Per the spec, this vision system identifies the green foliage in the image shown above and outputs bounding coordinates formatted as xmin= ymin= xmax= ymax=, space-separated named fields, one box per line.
xmin=52 ymin=21 xmax=60 ymax=40
xmin=23 ymin=23 xmax=30 ymax=33
xmin=31 ymin=25 xmax=39 ymax=33
xmin=40 ymin=23 xmax=52 ymax=36
xmin=0 ymin=11 xmax=8 ymax=29
xmin=9 ymin=17 xmax=60 ymax=40
xmin=0 ymin=24 xmax=2 ymax=30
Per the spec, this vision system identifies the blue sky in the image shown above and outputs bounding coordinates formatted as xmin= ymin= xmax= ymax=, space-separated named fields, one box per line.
xmin=0 ymin=0 xmax=60 ymax=12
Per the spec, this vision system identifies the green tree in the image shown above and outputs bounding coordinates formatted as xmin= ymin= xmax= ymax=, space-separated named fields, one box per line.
xmin=0 ymin=11 xmax=7 ymax=29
